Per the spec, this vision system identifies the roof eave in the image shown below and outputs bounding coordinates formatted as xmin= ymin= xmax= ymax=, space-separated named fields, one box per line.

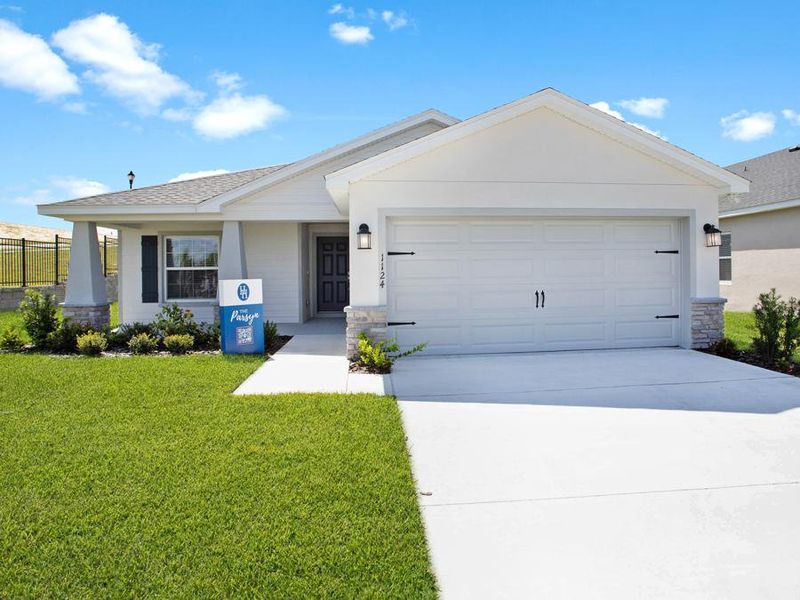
xmin=720 ymin=197 xmax=800 ymax=218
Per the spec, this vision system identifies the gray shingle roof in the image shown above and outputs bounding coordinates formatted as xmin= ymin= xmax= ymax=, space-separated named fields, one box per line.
xmin=722 ymin=146 xmax=800 ymax=213
xmin=46 ymin=164 xmax=291 ymax=207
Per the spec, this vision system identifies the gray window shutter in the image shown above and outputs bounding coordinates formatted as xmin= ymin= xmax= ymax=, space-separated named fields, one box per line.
xmin=141 ymin=235 xmax=158 ymax=303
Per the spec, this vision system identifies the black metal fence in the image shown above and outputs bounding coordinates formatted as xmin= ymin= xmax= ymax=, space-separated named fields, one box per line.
xmin=0 ymin=235 xmax=118 ymax=287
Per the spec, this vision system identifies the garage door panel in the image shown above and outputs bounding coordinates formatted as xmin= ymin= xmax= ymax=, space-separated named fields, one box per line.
xmin=615 ymin=319 xmax=678 ymax=343
xmin=393 ymin=258 xmax=460 ymax=280
xmin=468 ymin=223 xmax=537 ymax=244
xmin=470 ymin=258 xmax=535 ymax=278
xmin=386 ymin=217 xmax=682 ymax=355
xmin=615 ymin=286 xmax=678 ymax=308
xmin=613 ymin=222 xmax=675 ymax=244
xmin=543 ymin=223 xmax=606 ymax=244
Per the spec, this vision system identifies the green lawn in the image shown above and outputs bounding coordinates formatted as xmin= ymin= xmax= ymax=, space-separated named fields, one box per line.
xmin=0 ymin=354 xmax=436 ymax=597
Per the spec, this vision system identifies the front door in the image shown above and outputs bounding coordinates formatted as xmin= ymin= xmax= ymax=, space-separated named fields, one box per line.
xmin=317 ymin=237 xmax=349 ymax=312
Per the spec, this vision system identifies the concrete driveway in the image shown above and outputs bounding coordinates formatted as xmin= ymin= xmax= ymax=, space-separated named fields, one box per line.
xmin=392 ymin=348 xmax=800 ymax=599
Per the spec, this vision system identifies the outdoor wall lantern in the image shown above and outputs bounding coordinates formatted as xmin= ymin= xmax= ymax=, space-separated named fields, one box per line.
xmin=703 ymin=223 xmax=722 ymax=247
xmin=357 ymin=224 xmax=372 ymax=249
xmin=127 ymin=170 xmax=136 ymax=190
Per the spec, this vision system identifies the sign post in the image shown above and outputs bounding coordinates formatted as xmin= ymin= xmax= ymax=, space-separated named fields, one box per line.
xmin=219 ymin=279 xmax=265 ymax=354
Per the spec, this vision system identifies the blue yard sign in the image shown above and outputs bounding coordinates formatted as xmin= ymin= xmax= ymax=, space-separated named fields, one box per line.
xmin=219 ymin=278 xmax=265 ymax=354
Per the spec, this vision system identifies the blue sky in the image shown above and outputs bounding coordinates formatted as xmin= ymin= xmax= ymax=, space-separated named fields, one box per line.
xmin=1 ymin=0 xmax=799 ymax=228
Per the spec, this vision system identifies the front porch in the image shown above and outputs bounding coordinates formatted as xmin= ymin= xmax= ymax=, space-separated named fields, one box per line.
xmin=61 ymin=220 xmax=351 ymax=329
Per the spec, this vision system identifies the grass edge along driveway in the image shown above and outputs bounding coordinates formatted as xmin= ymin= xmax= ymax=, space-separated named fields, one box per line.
xmin=0 ymin=353 xmax=437 ymax=598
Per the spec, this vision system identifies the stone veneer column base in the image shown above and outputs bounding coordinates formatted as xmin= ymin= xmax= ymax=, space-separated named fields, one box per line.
xmin=690 ymin=297 xmax=726 ymax=349
xmin=345 ymin=305 xmax=388 ymax=359
xmin=62 ymin=303 xmax=110 ymax=329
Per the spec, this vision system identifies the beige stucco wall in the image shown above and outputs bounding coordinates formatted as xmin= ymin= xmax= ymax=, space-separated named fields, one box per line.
xmin=720 ymin=206 xmax=800 ymax=310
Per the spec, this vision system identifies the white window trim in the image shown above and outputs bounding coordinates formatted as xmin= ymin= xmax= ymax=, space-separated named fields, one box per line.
xmin=163 ymin=234 xmax=220 ymax=302
xmin=719 ymin=232 xmax=732 ymax=284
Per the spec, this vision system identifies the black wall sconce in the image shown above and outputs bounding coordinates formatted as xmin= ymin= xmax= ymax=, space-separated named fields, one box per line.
xmin=357 ymin=223 xmax=372 ymax=249
xmin=703 ymin=223 xmax=722 ymax=247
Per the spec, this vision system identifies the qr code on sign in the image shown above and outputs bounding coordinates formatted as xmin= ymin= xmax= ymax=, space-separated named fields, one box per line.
xmin=236 ymin=326 xmax=253 ymax=345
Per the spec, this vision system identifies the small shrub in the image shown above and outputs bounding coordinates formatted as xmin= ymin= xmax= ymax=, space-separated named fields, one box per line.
xmin=18 ymin=289 xmax=58 ymax=348
xmin=76 ymin=331 xmax=107 ymax=356
xmin=194 ymin=322 xmax=220 ymax=350
xmin=0 ymin=327 xmax=25 ymax=352
xmin=45 ymin=319 xmax=92 ymax=353
xmin=107 ymin=322 xmax=153 ymax=349
xmin=707 ymin=337 xmax=738 ymax=359
xmin=782 ymin=297 xmax=800 ymax=365
xmin=163 ymin=334 xmax=194 ymax=355
xmin=264 ymin=320 xmax=279 ymax=349
xmin=353 ymin=332 xmax=427 ymax=374
xmin=153 ymin=303 xmax=199 ymax=338
xmin=753 ymin=289 xmax=784 ymax=365
xmin=128 ymin=332 xmax=158 ymax=355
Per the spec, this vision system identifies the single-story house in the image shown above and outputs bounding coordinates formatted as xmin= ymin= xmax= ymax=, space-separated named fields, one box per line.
xmin=721 ymin=146 xmax=800 ymax=310
xmin=39 ymin=88 xmax=748 ymax=357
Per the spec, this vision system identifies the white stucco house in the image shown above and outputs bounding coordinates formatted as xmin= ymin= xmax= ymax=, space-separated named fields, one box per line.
xmin=39 ymin=88 xmax=748 ymax=357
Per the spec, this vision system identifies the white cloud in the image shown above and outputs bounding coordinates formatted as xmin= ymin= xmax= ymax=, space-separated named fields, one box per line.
xmin=52 ymin=13 xmax=197 ymax=113
xmin=590 ymin=101 xmax=623 ymax=120
xmin=329 ymin=22 xmax=373 ymax=44
xmin=169 ymin=169 xmax=230 ymax=183
xmin=12 ymin=177 xmax=110 ymax=205
xmin=590 ymin=101 xmax=666 ymax=139
xmin=720 ymin=110 xmax=775 ymax=141
xmin=0 ymin=19 xmax=79 ymax=100
xmin=211 ymin=70 xmax=242 ymax=93
xmin=382 ymin=10 xmax=408 ymax=30
xmin=193 ymin=93 xmax=286 ymax=139
xmin=618 ymin=97 xmax=669 ymax=119
xmin=62 ymin=101 xmax=87 ymax=114
xmin=782 ymin=109 xmax=800 ymax=127
xmin=161 ymin=107 xmax=192 ymax=121
xmin=328 ymin=3 xmax=355 ymax=18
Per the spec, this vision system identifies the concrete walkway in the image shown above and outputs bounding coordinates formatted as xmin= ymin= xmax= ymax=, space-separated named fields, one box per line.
xmin=394 ymin=348 xmax=800 ymax=599
xmin=233 ymin=318 xmax=389 ymax=395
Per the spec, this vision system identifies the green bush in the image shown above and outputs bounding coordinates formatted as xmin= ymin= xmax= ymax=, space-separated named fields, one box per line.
xmin=193 ymin=322 xmax=220 ymax=350
xmin=45 ymin=319 xmax=92 ymax=353
xmin=752 ymin=289 xmax=800 ymax=367
xmin=128 ymin=332 xmax=158 ymax=355
xmin=163 ymin=334 xmax=194 ymax=355
xmin=264 ymin=320 xmax=279 ymax=350
xmin=18 ymin=289 xmax=58 ymax=348
xmin=353 ymin=332 xmax=426 ymax=374
xmin=107 ymin=322 xmax=153 ymax=349
xmin=152 ymin=304 xmax=200 ymax=338
xmin=76 ymin=331 xmax=108 ymax=356
xmin=0 ymin=327 xmax=25 ymax=352
xmin=707 ymin=337 xmax=738 ymax=359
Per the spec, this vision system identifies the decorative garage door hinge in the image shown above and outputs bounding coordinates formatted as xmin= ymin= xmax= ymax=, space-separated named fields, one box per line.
xmin=387 ymin=321 xmax=417 ymax=326
xmin=387 ymin=251 xmax=416 ymax=256
xmin=654 ymin=250 xmax=679 ymax=254
xmin=655 ymin=314 xmax=680 ymax=319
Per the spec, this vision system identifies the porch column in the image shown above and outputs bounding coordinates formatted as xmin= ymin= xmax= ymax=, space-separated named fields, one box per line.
xmin=218 ymin=221 xmax=247 ymax=280
xmin=62 ymin=221 xmax=109 ymax=328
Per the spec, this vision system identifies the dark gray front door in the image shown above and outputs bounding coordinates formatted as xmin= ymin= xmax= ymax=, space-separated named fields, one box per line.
xmin=317 ymin=237 xmax=349 ymax=312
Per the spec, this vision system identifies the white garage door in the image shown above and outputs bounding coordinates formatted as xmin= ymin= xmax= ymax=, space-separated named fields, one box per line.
xmin=386 ymin=217 xmax=683 ymax=355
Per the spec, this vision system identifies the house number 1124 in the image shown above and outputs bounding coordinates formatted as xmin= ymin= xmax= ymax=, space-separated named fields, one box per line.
xmin=379 ymin=253 xmax=385 ymax=288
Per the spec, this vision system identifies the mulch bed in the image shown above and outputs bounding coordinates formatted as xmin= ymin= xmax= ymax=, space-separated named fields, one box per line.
xmin=700 ymin=348 xmax=800 ymax=378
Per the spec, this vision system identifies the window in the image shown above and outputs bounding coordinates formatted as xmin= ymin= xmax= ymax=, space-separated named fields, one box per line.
xmin=719 ymin=232 xmax=732 ymax=282
xmin=164 ymin=236 xmax=219 ymax=300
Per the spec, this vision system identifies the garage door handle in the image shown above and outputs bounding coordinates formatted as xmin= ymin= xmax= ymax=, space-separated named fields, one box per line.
xmin=655 ymin=314 xmax=679 ymax=319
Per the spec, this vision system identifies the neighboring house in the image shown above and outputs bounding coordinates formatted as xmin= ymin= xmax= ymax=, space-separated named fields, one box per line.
xmin=721 ymin=147 xmax=800 ymax=310
xmin=38 ymin=88 xmax=747 ymax=357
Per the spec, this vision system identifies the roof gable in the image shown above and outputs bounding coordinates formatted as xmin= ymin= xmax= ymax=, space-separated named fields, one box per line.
xmin=325 ymin=88 xmax=749 ymax=212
